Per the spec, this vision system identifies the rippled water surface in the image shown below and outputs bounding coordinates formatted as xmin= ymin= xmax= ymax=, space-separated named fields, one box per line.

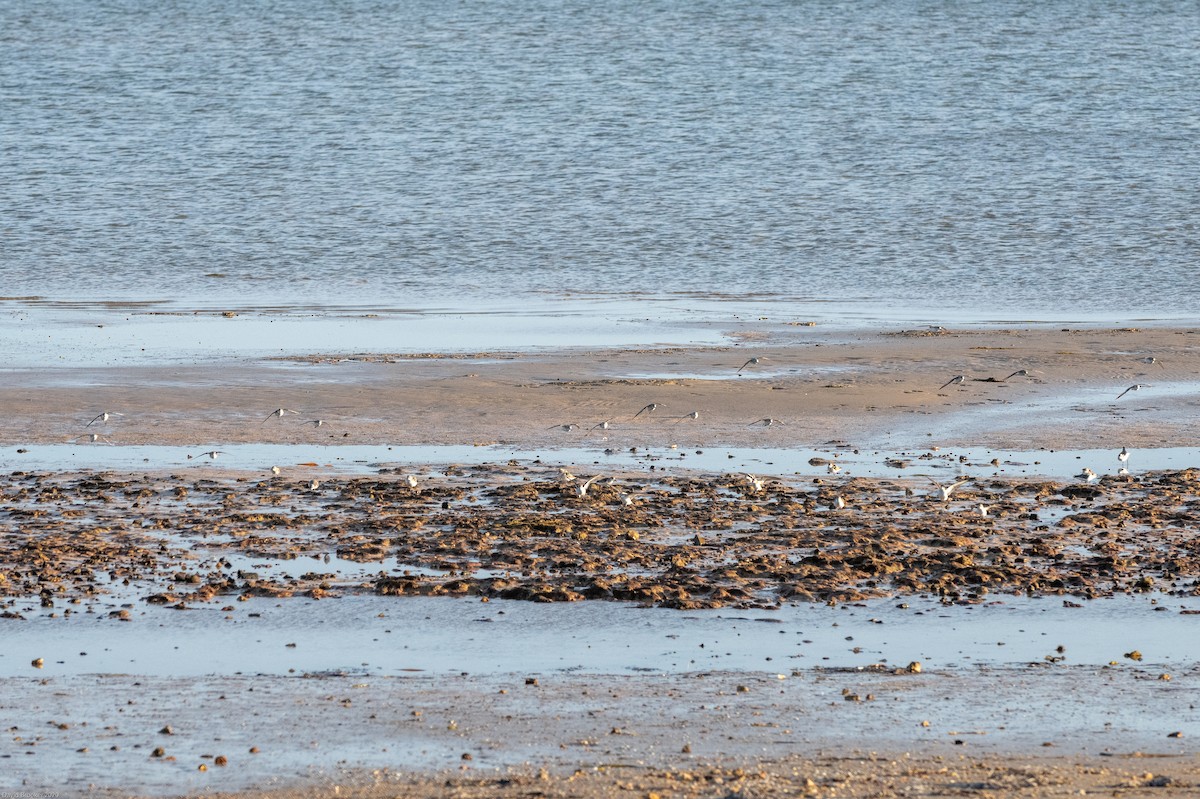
xmin=3 ymin=0 xmax=1198 ymax=319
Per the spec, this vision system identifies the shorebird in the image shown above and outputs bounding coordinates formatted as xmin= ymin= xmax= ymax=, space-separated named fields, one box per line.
xmin=309 ymin=479 xmax=321 ymax=491
xmin=670 ymin=410 xmax=700 ymax=424
xmin=558 ymin=468 xmax=577 ymax=483
xmin=70 ymin=433 xmax=113 ymax=445
xmin=929 ymin=478 xmax=970 ymax=501
xmin=270 ymin=466 xmax=282 ymax=476
xmin=832 ymin=495 xmax=846 ymax=510
xmin=1118 ymin=447 xmax=1129 ymax=464
xmin=264 ymin=408 xmax=301 ymax=423
xmin=189 ymin=450 xmax=225 ymax=460
xmin=939 ymin=375 xmax=966 ymax=390
xmin=1138 ymin=357 xmax=1165 ymax=369
xmin=977 ymin=503 xmax=992 ymax=517
xmin=747 ymin=418 xmax=784 ymax=427
xmin=576 ymin=475 xmax=603 ymax=498
xmin=406 ymin=474 xmax=420 ymax=490
xmin=85 ymin=412 xmax=124 ymax=428
xmin=1116 ymin=384 xmax=1149 ymax=400
xmin=632 ymin=403 xmax=661 ymax=419
xmin=1076 ymin=468 xmax=1097 ymax=482
xmin=305 ymin=419 xmax=325 ymax=428
xmin=743 ymin=474 xmax=765 ymax=493
xmin=827 ymin=463 xmax=842 ymax=475
xmin=620 ymin=492 xmax=636 ymax=507
xmin=587 ymin=419 xmax=614 ymax=434
xmin=737 ymin=357 xmax=764 ymax=374
xmin=548 ymin=423 xmax=579 ymax=432
xmin=1002 ymin=369 xmax=1030 ymax=381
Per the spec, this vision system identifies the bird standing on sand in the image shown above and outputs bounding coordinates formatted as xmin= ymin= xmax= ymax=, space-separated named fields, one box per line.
xmin=1116 ymin=384 xmax=1149 ymax=400
xmin=939 ymin=375 xmax=966 ymax=390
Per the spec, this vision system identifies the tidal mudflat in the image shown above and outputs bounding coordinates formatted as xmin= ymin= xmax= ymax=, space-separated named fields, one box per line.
xmin=2 ymin=325 xmax=1199 ymax=796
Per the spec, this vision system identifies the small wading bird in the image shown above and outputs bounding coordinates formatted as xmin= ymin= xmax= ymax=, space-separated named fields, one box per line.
xmin=939 ymin=375 xmax=966 ymax=390
xmin=977 ymin=504 xmax=992 ymax=517
xmin=743 ymin=474 xmax=765 ymax=493
xmin=632 ymin=403 xmax=660 ymax=419
xmin=70 ymin=433 xmax=113 ymax=445
xmin=1002 ymin=369 xmax=1030 ymax=381
xmin=737 ymin=357 xmax=765 ymax=374
xmin=929 ymin=478 xmax=970 ymax=501
xmin=1138 ymin=357 xmax=1164 ymax=369
xmin=1118 ymin=447 xmax=1130 ymax=464
xmin=576 ymin=475 xmax=603 ymax=498
xmin=832 ymin=495 xmax=846 ymax=510
xmin=264 ymin=408 xmax=301 ymax=423
xmin=306 ymin=419 xmax=324 ymax=428
xmin=86 ymin=411 xmax=124 ymax=427
xmin=189 ymin=450 xmax=225 ymax=460
xmin=827 ymin=463 xmax=842 ymax=475
xmin=1076 ymin=467 xmax=1098 ymax=482
xmin=548 ymin=423 xmax=579 ymax=432
xmin=748 ymin=418 xmax=784 ymax=427
xmin=588 ymin=419 xmax=614 ymax=434
xmin=407 ymin=474 xmax=420 ymax=490
xmin=669 ymin=410 xmax=700 ymax=424
xmin=1116 ymin=384 xmax=1149 ymax=400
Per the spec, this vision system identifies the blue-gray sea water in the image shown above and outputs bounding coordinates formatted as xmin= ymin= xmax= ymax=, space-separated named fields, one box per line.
xmin=2 ymin=0 xmax=1198 ymax=319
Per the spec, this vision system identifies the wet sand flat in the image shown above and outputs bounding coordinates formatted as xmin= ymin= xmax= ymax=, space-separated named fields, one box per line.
xmin=0 ymin=325 xmax=1197 ymax=451
xmin=5 ymin=668 xmax=1199 ymax=797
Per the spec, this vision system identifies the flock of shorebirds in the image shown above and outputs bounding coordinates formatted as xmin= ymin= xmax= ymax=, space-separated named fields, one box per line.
xmin=64 ymin=353 xmax=1162 ymax=511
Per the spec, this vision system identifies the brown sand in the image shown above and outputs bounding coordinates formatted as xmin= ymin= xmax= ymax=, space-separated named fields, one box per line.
xmin=1 ymin=325 xmax=1197 ymax=450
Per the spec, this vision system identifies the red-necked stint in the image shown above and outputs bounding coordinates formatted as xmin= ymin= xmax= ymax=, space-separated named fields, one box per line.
xmin=548 ymin=423 xmax=579 ymax=432
xmin=189 ymin=450 xmax=225 ymax=460
xmin=1076 ymin=468 xmax=1097 ymax=482
xmin=1138 ymin=357 xmax=1164 ymax=368
xmin=1116 ymin=384 xmax=1149 ymax=400
xmin=748 ymin=418 xmax=784 ymax=427
xmin=1002 ymin=369 xmax=1030 ymax=381
xmin=264 ymin=408 xmax=301 ymax=423
xmin=587 ymin=419 xmax=614 ymax=434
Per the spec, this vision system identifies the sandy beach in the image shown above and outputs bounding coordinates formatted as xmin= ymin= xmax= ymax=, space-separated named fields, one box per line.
xmin=3 ymin=322 xmax=1199 ymax=797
